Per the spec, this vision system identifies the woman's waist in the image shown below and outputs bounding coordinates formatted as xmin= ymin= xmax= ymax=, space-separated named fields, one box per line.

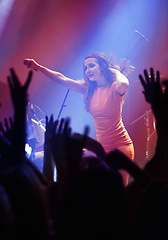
xmin=97 ymin=129 xmax=132 ymax=142
xmin=96 ymin=124 xmax=132 ymax=144
xmin=94 ymin=118 xmax=124 ymax=133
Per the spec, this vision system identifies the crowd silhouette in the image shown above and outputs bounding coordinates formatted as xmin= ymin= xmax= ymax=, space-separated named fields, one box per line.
xmin=0 ymin=67 xmax=168 ymax=240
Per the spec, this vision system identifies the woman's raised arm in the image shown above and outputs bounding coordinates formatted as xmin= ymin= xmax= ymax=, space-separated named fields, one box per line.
xmin=24 ymin=58 xmax=86 ymax=94
xmin=110 ymin=68 xmax=129 ymax=95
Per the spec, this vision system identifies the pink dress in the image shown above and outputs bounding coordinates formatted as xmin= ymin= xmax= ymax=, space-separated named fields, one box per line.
xmin=89 ymin=81 xmax=134 ymax=160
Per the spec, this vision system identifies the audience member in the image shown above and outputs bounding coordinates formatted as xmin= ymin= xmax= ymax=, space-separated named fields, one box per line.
xmin=1 ymin=66 xmax=168 ymax=240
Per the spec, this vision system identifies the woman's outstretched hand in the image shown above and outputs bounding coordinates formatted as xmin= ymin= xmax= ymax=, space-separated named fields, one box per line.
xmin=23 ymin=58 xmax=40 ymax=71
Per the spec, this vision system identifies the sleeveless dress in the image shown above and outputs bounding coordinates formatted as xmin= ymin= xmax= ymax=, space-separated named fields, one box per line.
xmin=89 ymin=81 xmax=134 ymax=161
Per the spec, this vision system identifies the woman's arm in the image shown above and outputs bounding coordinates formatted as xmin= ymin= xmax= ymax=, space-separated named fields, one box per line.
xmin=110 ymin=68 xmax=129 ymax=95
xmin=24 ymin=59 xmax=86 ymax=94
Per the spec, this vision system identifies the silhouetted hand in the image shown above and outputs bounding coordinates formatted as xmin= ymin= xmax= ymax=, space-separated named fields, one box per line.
xmin=45 ymin=115 xmax=58 ymax=150
xmin=43 ymin=115 xmax=58 ymax=183
xmin=73 ymin=133 xmax=106 ymax=160
xmin=0 ymin=117 xmax=14 ymax=163
xmin=66 ymin=125 xmax=89 ymax=180
xmin=7 ymin=68 xmax=33 ymax=164
xmin=139 ymin=68 xmax=161 ymax=103
xmin=139 ymin=68 xmax=168 ymax=128
xmin=106 ymin=150 xmax=151 ymax=186
xmin=51 ymin=118 xmax=71 ymax=165
xmin=139 ymin=68 xmax=163 ymax=118
xmin=49 ymin=118 xmax=71 ymax=197
xmin=139 ymin=68 xmax=168 ymax=179
xmin=50 ymin=117 xmax=89 ymax=198
xmin=0 ymin=117 xmax=14 ymax=143
xmin=7 ymin=68 xmax=32 ymax=110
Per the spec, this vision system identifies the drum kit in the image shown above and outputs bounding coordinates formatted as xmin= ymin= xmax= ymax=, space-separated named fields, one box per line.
xmin=26 ymin=103 xmax=45 ymax=171
xmin=26 ymin=90 xmax=70 ymax=172
xmin=26 ymin=101 xmax=158 ymax=172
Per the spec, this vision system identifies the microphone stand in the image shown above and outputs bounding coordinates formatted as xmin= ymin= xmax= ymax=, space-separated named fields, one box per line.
xmin=57 ymin=89 xmax=70 ymax=120
xmin=145 ymin=110 xmax=151 ymax=160
xmin=125 ymin=30 xmax=148 ymax=59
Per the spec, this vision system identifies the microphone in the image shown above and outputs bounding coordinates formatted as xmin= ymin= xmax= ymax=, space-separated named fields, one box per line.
xmin=24 ymin=59 xmax=31 ymax=67
xmin=23 ymin=59 xmax=39 ymax=71
xmin=134 ymin=30 xmax=149 ymax=42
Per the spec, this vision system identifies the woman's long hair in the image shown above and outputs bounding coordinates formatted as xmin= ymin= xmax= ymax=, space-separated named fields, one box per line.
xmin=83 ymin=52 xmax=115 ymax=111
xmin=83 ymin=52 xmax=135 ymax=111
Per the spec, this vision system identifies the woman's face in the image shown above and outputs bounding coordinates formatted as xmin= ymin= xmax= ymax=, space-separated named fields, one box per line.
xmin=84 ymin=58 xmax=103 ymax=82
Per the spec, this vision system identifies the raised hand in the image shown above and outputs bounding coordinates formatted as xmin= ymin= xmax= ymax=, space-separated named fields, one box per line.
xmin=0 ymin=117 xmax=14 ymax=142
xmin=44 ymin=115 xmax=58 ymax=150
xmin=66 ymin=125 xmax=89 ymax=178
xmin=23 ymin=59 xmax=40 ymax=71
xmin=51 ymin=118 xmax=71 ymax=170
xmin=43 ymin=115 xmax=58 ymax=183
xmin=50 ymin=118 xmax=71 ymax=197
xmin=139 ymin=68 xmax=162 ymax=119
xmin=106 ymin=150 xmax=151 ymax=187
xmin=7 ymin=68 xmax=32 ymax=110
xmin=119 ymin=58 xmax=135 ymax=78
xmin=139 ymin=68 xmax=168 ymax=179
xmin=0 ymin=118 xmax=14 ymax=164
xmin=7 ymin=68 xmax=33 ymax=164
xmin=139 ymin=68 xmax=168 ymax=126
xmin=50 ymin=117 xmax=89 ymax=198
xmin=73 ymin=133 xmax=106 ymax=160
